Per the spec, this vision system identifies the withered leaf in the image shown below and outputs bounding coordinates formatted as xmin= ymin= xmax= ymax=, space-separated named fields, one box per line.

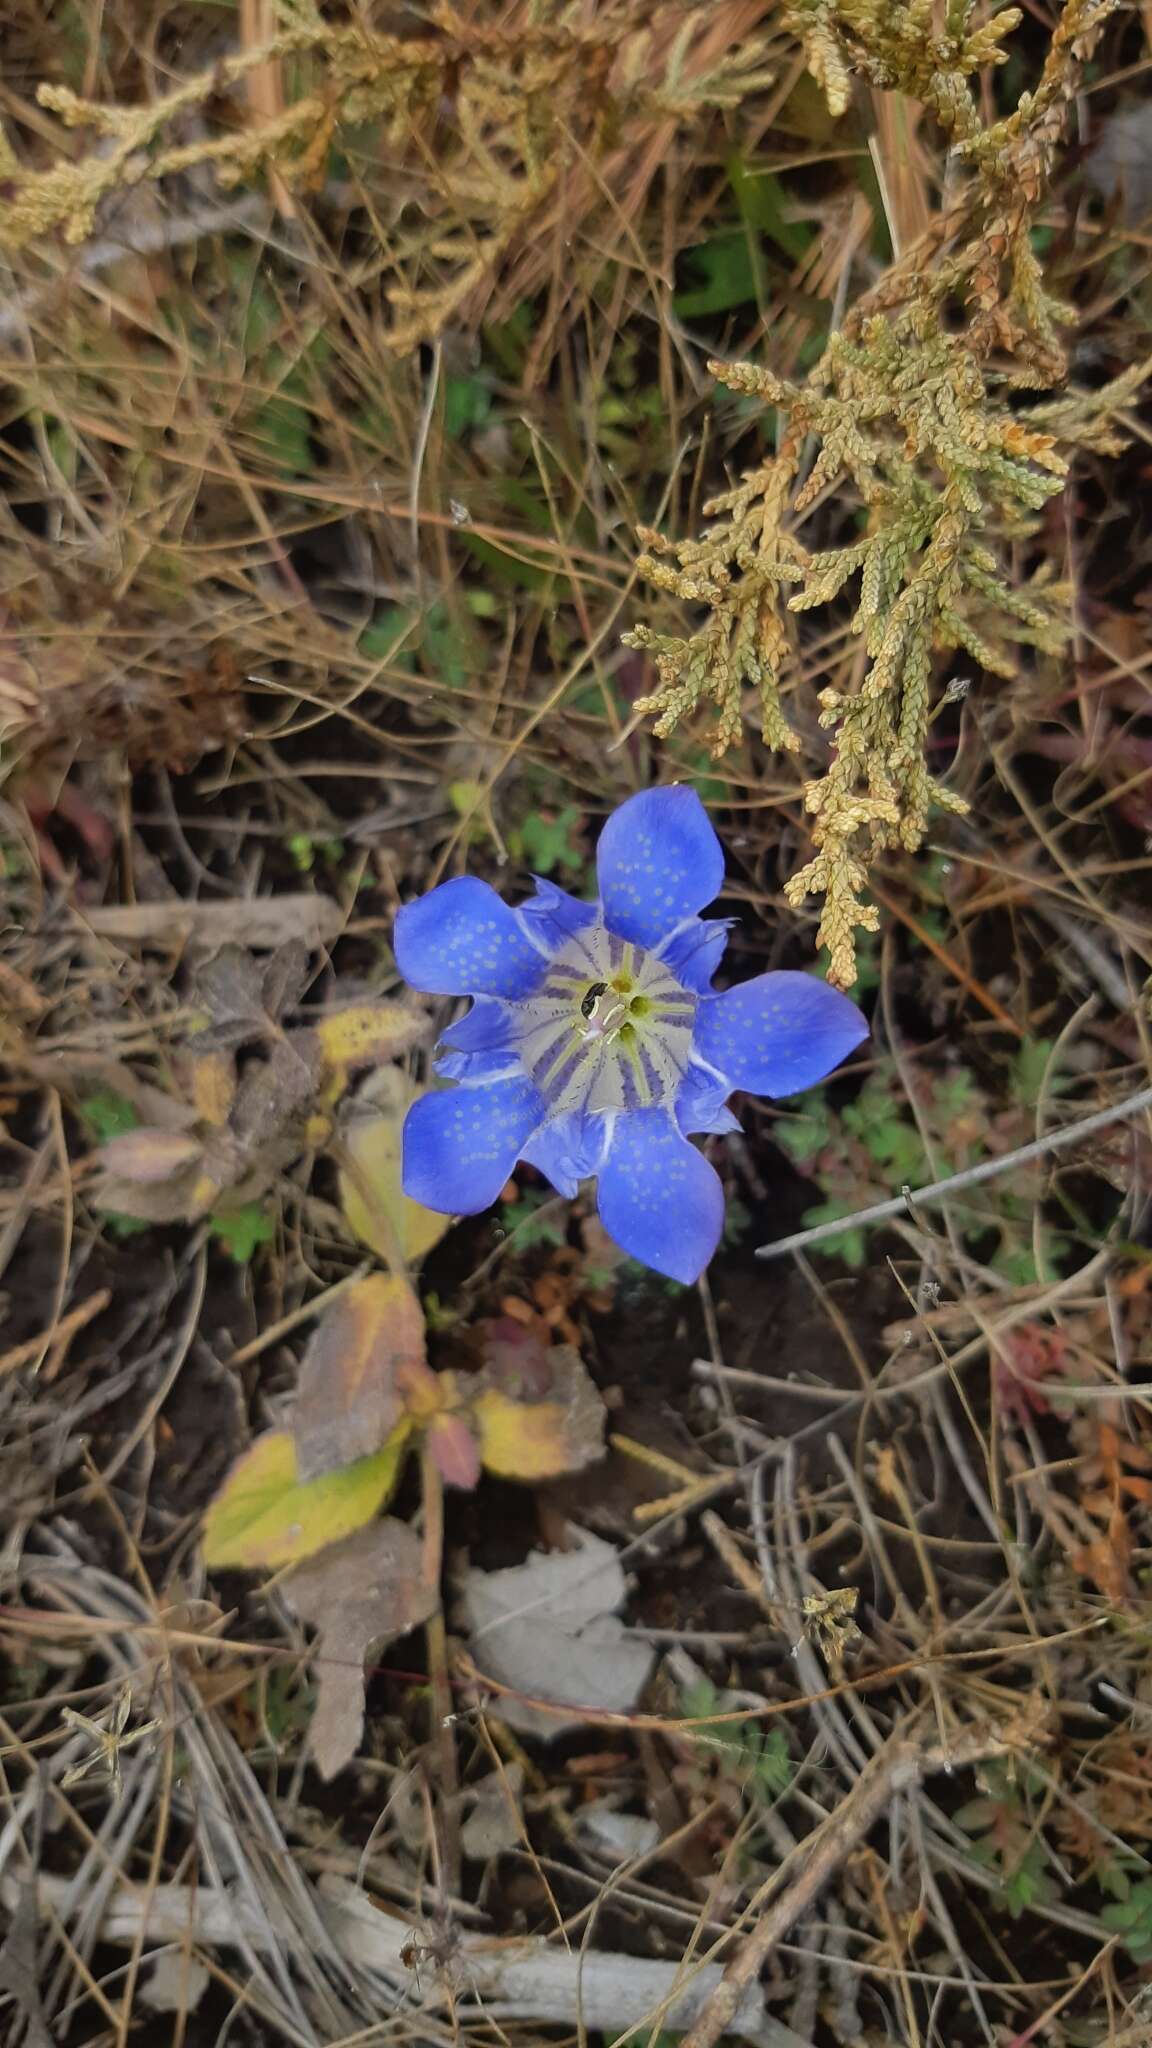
xmin=229 ymin=1034 xmax=321 ymax=1150
xmin=294 ymin=1273 xmax=428 ymax=1482
xmin=287 ymin=1517 xmax=436 ymax=1779
xmin=98 ymin=1129 xmax=205 ymax=1185
xmin=191 ymin=941 xmax=312 ymax=1049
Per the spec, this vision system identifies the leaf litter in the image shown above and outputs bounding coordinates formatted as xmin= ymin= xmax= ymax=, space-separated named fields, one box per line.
xmin=3 ymin=5 xmax=1152 ymax=2044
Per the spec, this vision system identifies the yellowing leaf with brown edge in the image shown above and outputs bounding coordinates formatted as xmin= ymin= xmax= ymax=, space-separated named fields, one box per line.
xmin=293 ymin=1273 xmax=427 ymax=1482
xmin=315 ymin=1002 xmax=428 ymax=1087
xmin=473 ymin=1346 xmax=606 ymax=1482
xmin=202 ymin=1426 xmax=409 ymax=1570
xmin=339 ymin=1068 xmax=450 ymax=1264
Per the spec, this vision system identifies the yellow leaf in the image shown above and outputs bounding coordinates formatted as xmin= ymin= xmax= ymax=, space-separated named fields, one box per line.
xmin=185 ymin=1048 xmax=236 ymax=1127
xmin=339 ymin=1068 xmax=450 ymax=1264
xmin=473 ymin=1386 xmax=603 ymax=1482
xmin=472 ymin=1342 xmax=606 ymax=1482
xmin=316 ymin=1003 xmax=427 ymax=1085
xmin=202 ymin=1425 xmax=410 ymax=1570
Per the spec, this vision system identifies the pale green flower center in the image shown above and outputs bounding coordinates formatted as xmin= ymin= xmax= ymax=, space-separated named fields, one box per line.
xmin=515 ymin=922 xmax=695 ymax=1117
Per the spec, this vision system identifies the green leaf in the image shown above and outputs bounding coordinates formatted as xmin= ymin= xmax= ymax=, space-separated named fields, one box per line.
xmin=510 ymin=806 xmax=584 ymax=877
xmin=1012 ymin=1037 xmax=1067 ymax=1105
xmin=79 ymin=1091 xmax=139 ymax=1143
xmin=443 ymin=373 xmax=491 ymax=438
xmin=727 ymin=153 xmax=813 ymax=260
xmin=210 ymin=1203 xmax=274 ymax=1263
xmin=674 ymin=232 xmax=760 ymax=318
xmin=774 ymin=1099 xmax=833 ymax=1163
xmin=360 ymin=606 xmax=419 ymax=668
xmin=459 ymin=530 xmax=558 ymax=595
xmin=799 ymin=1200 xmax=867 ymax=1268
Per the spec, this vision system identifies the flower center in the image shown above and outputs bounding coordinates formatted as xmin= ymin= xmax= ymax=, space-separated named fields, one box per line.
xmin=515 ymin=923 xmax=695 ymax=1118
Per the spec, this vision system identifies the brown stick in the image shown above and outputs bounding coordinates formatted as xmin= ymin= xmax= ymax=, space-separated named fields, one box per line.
xmin=679 ymin=1714 xmax=1038 ymax=2048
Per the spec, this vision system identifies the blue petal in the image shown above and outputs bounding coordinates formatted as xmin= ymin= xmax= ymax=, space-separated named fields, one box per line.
xmin=394 ymin=877 xmax=548 ymax=998
xmin=519 ymin=876 xmax=597 ymax=952
xmin=657 ymin=916 xmax=734 ymax=993
xmin=596 ymin=787 xmax=725 ymax=949
xmin=692 ymin=971 xmax=868 ymax=1098
xmin=435 ymin=997 xmax=522 ymax=1079
xmin=439 ymin=996 xmax=516 ymax=1053
xmin=676 ymin=1062 xmax=742 ymax=1138
xmin=402 ymin=1077 xmax=545 ymax=1215
xmin=520 ymin=1110 xmax=611 ymax=1199
xmin=596 ymin=1110 xmax=724 ymax=1284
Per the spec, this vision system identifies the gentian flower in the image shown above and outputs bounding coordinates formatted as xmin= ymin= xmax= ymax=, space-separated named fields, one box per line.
xmin=394 ymin=787 xmax=867 ymax=1284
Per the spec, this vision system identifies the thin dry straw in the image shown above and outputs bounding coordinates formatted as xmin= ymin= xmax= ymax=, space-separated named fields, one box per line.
xmin=755 ymin=1082 xmax=1152 ymax=1262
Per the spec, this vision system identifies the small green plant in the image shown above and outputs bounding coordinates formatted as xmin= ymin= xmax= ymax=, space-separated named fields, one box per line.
xmin=775 ymin=1043 xmax=1074 ymax=1277
xmin=955 ymin=1761 xmax=1059 ymax=1918
xmin=506 ymin=805 xmax=585 ymax=879
xmin=1101 ymin=1867 xmax=1152 ymax=1962
xmin=210 ymin=1202 xmax=276 ymax=1264
xmin=681 ymin=1676 xmax=794 ymax=1808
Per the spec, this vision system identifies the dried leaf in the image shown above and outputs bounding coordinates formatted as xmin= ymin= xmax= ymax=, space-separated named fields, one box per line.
xmin=339 ymin=1068 xmax=451 ymax=1264
xmin=97 ymin=1128 xmax=205 ymax=1185
xmin=461 ymin=1525 xmax=653 ymax=1739
xmin=81 ymin=896 xmax=341 ymax=952
xmin=95 ymin=1163 xmax=210 ymax=1224
xmin=472 ymin=1344 xmax=606 ymax=1481
xmin=140 ymin=1952 xmax=210 ymax=2016
xmin=202 ymin=1426 xmax=408 ymax=1570
xmin=461 ymin=1762 xmax=525 ymax=1861
xmin=229 ymin=1035 xmax=321 ymax=1149
xmin=286 ymin=1518 xmax=436 ymax=1778
xmin=293 ymin=1273 xmax=428 ymax=1482
xmin=191 ymin=941 xmax=312 ymax=1048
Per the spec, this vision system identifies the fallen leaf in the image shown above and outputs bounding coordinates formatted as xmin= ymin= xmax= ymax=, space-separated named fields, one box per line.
xmin=472 ymin=1344 xmax=606 ymax=1481
xmin=460 ymin=1524 xmax=653 ymax=1739
xmin=461 ymin=1762 xmax=525 ymax=1861
xmin=573 ymin=1800 xmax=661 ymax=1865
xmin=97 ymin=1129 xmax=205 ymax=1184
xmin=286 ymin=1518 xmax=436 ymax=1778
xmin=202 ymin=1426 xmax=408 ymax=1570
xmin=339 ymin=1068 xmax=451 ymax=1263
xmin=140 ymin=1951 xmax=210 ymax=2016
xmin=190 ymin=941 xmax=312 ymax=1048
xmin=293 ymin=1273 xmax=427 ymax=1481
xmin=95 ymin=1160 xmax=210 ymax=1225
xmin=80 ymin=896 xmax=341 ymax=952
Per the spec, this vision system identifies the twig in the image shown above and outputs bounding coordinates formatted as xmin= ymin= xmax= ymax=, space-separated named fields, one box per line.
xmin=678 ymin=1713 xmax=1038 ymax=2048
xmin=420 ymin=1449 xmax=461 ymax=1892
xmin=756 ymin=1082 xmax=1152 ymax=1260
xmin=0 ymin=1289 xmax=110 ymax=1380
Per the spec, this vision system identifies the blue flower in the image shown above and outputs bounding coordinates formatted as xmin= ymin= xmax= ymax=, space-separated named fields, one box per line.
xmin=394 ymin=787 xmax=867 ymax=1284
